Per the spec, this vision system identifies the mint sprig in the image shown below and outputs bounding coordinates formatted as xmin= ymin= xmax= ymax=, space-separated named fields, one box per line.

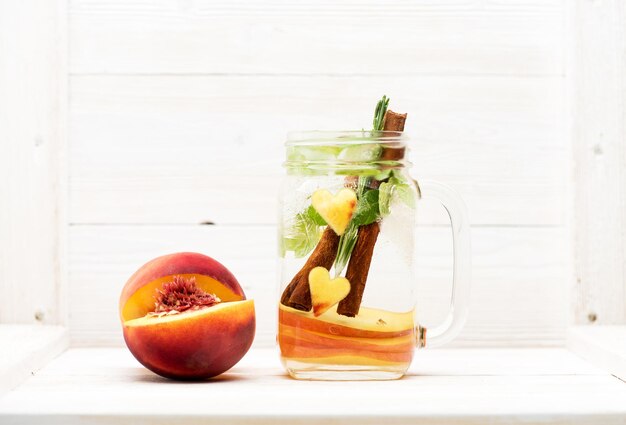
xmin=281 ymin=95 xmax=414 ymax=264
xmin=379 ymin=170 xmax=416 ymax=216
xmin=352 ymin=189 xmax=380 ymax=226
xmin=305 ymin=205 xmax=327 ymax=226
xmin=281 ymin=210 xmax=324 ymax=258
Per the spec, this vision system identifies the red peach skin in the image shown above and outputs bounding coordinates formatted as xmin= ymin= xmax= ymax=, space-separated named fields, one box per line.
xmin=123 ymin=300 xmax=255 ymax=380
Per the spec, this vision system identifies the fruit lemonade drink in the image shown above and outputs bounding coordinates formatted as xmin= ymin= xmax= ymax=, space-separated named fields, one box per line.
xmin=278 ymin=169 xmax=417 ymax=377
xmin=278 ymin=189 xmax=417 ymax=376
xmin=279 ymin=98 xmax=417 ymax=379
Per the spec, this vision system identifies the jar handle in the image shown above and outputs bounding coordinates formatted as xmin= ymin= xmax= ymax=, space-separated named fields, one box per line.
xmin=414 ymin=179 xmax=471 ymax=348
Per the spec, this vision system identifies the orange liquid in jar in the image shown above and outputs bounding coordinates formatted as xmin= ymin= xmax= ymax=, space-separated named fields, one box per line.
xmin=279 ymin=304 xmax=415 ymax=379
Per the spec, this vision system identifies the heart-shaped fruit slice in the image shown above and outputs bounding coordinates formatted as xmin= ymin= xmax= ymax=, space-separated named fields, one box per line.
xmin=311 ymin=188 xmax=357 ymax=236
xmin=308 ymin=267 xmax=351 ymax=317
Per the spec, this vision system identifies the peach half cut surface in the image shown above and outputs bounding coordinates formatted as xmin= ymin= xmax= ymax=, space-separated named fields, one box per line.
xmin=311 ymin=188 xmax=357 ymax=236
xmin=119 ymin=252 xmax=255 ymax=380
xmin=120 ymin=252 xmax=246 ymax=322
xmin=308 ymin=266 xmax=351 ymax=317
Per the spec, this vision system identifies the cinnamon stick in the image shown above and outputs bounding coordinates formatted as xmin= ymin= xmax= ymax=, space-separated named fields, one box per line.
xmin=380 ymin=111 xmax=407 ymax=162
xmin=336 ymin=109 xmax=407 ymax=317
xmin=383 ymin=111 xmax=407 ymax=135
xmin=280 ymin=227 xmax=340 ymax=311
xmin=336 ymin=222 xmax=380 ymax=316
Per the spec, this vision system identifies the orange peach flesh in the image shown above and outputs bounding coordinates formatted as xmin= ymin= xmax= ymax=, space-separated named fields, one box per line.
xmin=278 ymin=304 xmax=415 ymax=366
xmin=121 ymin=273 xmax=244 ymax=322
xmin=124 ymin=300 xmax=255 ymax=380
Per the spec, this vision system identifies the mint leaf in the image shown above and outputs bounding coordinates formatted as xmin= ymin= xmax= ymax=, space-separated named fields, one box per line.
xmin=374 ymin=169 xmax=393 ymax=181
xmin=395 ymin=183 xmax=416 ymax=209
xmin=379 ymin=181 xmax=393 ymax=216
xmin=282 ymin=211 xmax=323 ymax=258
xmin=305 ymin=205 xmax=327 ymax=226
xmin=379 ymin=171 xmax=416 ymax=217
xmin=352 ymin=189 xmax=379 ymax=226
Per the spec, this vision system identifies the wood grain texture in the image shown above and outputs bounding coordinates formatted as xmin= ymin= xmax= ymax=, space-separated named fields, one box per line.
xmin=69 ymin=75 xmax=565 ymax=226
xmin=1 ymin=348 xmax=625 ymax=424
xmin=569 ymin=0 xmax=626 ymax=324
xmin=0 ymin=325 xmax=69 ymax=396
xmin=568 ymin=326 xmax=626 ymax=382
xmin=0 ymin=0 xmax=67 ymax=324
xmin=63 ymin=0 xmax=570 ymax=349
xmin=68 ymin=225 xmax=567 ymax=347
xmin=69 ymin=0 xmax=563 ymax=76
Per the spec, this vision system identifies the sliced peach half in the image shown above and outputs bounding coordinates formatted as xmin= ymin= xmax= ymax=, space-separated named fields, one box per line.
xmin=278 ymin=304 xmax=415 ymax=339
xmin=279 ymin=337 xmax=413 ymax=364
xmin=119 ymin=252 xmax=255 ymax=380
xmin=279 ymin=325 xmax=415 ymax=354
xmin=278 ymin=305 xmax=415 ymax=366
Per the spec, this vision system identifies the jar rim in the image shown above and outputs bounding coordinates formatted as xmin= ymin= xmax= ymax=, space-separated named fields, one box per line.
xmin=286 ymin=130 xmax=407 ymax=146
xmin=284 ymin=130 xmax=410 ymax=171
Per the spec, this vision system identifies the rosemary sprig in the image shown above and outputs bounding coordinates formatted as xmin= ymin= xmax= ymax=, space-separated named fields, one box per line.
xmin=372 ymin=95 xmax=389 ymax=131
xmin=334 ymin=95 xmax=389 ymax=276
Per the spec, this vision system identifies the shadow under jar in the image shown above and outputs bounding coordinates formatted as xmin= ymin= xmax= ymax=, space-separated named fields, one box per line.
xmin=278 ymin=131 xmax=471 ymax=381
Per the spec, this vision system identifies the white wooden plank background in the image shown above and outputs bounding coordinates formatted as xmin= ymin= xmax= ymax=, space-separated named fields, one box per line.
xmin=68 ymin=225 xmax=567 ymax=347
xmin=69 ymin=0 xmax=563 ymax=76
xmin=0 ymin=0 xmax=67 ymax=325
xmin=64 ymin=0 xmax=569 ymax=347
xmin=570 ymin=0 xmax=626 ymax=324
xmin=69 ymin=75 xmax=564 ymax=226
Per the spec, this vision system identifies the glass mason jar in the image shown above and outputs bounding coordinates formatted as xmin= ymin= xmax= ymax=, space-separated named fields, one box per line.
xmin=277 ymin=131 xmax=470 ymax=380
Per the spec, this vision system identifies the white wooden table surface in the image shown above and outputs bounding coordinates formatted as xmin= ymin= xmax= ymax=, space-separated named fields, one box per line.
xmin=1 ymin=347 xmax=625 ymax=425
